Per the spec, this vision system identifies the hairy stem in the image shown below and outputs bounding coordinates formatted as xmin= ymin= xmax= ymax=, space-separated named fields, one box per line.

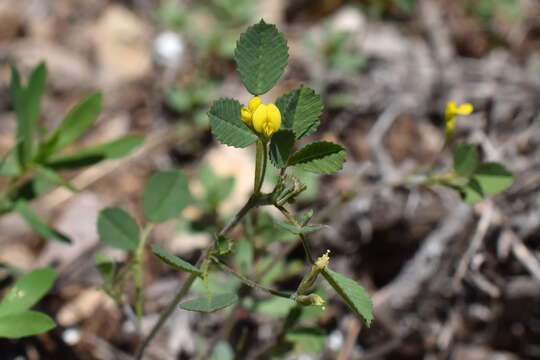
xmin=134 ymin=223 xmax=155 ymax=323
xmin=253 ymin=140 xmax=267 ymax=195
xmin=276 ymin=205 xmax=315 ymax=264
xmin=135 ymin=195 xmax=267 ymax=360
xmin=212 ymin=257 xmax=292 ymax=298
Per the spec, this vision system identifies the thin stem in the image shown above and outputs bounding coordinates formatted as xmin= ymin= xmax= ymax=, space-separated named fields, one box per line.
xmin=276 ymin=205 xmax=315 ymax=264
xmin=135 ymin=253 xmax=204 ymax=360
xmin=212 ymin=257 xmax=292 ymax=298
xmin=134 ymin=223 xmax=155 ymax=322
xmin=253 ymin=140 xmax=267 ymax=195
xmin=135 ymin=195 xmax=266 ymax=360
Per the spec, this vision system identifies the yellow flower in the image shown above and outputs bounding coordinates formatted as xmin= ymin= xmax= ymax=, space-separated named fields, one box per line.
xmin=241 ymin=106 xmax=252 ymax=126
xmin=248 ymin=96 xmax=262 ymax=112
xmin=445 ymin=101 xmax=473 ymax=136
xmin=253 ymin=103 xmax=281 ymax=138
xmin=241 ymin=96 xmax=282 ymax=138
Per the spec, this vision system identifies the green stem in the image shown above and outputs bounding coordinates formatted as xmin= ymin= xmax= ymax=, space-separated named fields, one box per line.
xmin=0 ymin=171 xmax=34 ymax=214
xmin=212 ymin=257 xmax=291 ymax=298
xmin=276 ymin=205 xmax=315 ymax=264
xmin=134 ymin=223 xmax=155 ymax=322
xmin=135 ymin=195 xmax=267 ymax=360
xmin=253 ymin=140 xmax=267 ymax=195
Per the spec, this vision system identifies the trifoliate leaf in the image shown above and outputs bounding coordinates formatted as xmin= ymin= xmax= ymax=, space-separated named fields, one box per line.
xmin=288 ymin=141 xmax=345 ymax=174
xmin=276 ymin=87 xmax=323 ymax=139
xmin=322 ymin=268 xmax=373 ymax=326
xmin=235 ymin=19 xmax=288 ymax=95
xmin=209 ymin=98 xmax=257 ymax=148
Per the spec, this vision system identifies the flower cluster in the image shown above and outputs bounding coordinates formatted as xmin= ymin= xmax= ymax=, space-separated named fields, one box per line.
xmin=241 ymin=96 xmax=281 ymax=138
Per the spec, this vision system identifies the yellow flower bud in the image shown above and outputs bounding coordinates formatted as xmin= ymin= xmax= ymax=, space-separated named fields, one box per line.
xmin=295 ymin=294 xmax=326 ymax=307
xmin=315 ymin=250 xmax=330 ymax=270
xmin=248 ymin=96 xmax=262 ymax=113
xmin=296 ymin=250 xmax=330 ymax=295
xmin=445 ymin=101 xmax=473 ymax=137
xmin=241 ymin=106 xmax=252 ymax=126
xmin=252 ymin=103 xmax=281 ymax=138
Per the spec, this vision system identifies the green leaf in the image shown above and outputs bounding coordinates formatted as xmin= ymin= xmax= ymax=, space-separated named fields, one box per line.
xmin=14 ymin=201 xmax=71 ymax=243
xmin=209 ymin=98 xmax=257 ymax=148
xmin=211 ymin=341 xmax=234 ymax=360
xmin=12 ymin=63 xmax=47 ymax=167
xmin=285 ymin=327 xmax=326 ymax=354
xmin=35 ymin=166 xmax=78 ymax=192
xmin=460 ymin=177 xmax=484 ymax=204
xmin=198 ymin=164 xmax=235 ymax=211
xmin=0 ymin=311 xmax=55 ymax=338
xmin=38 ymin=93 xmax=103 ymax=161
xmin=97 ymin=207 xmax=140 ymax=251
xmin=45 ymin=135 xmax=144 ymax=170
xmin=234 ymin=237 xmax=253 ymax=274
xmin=276 ymin=221 xmax=324 ymax=235
xmin=288 ymin=141 xmax=346 ymax=174
xmin=269 ymin=130 xmax=295 ymax=168
xmin=474 ymin=162 xmax=513 ymax=195
xmin=235 ymin=19 xmax=288 ymax=95
xmin=94 ymin=253 xmax=117 ymax=283
xmin=216 ymin=235 xmax=233 ymax=255
xmin=453 ymin=144 xmax=478 ymax=177
xmin=0 ymin=147 xmax=22 ymax=176
xmin=180 ymin=293 xmax=238 ymax=312
xmin=275 ymin=87 xmax=323 ymax=139
xmin=322 ymin=268 xmax=373 ymax=326
xmin=255 ymin=297 xmax=295 ymax=318
xmin=0 ymin=267 xmax=56 ymax=317
xmin=151 ymin=245 xmax=201 ymax=275
xmin=143 ymin=169 xmax=191 ymax=223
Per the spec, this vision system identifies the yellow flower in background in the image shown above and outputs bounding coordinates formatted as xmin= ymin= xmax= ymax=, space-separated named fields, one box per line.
xmin=445 ymin=101 xmax=473 ymax=136
xmin=242 ymin=96 xmax=281 ymax=138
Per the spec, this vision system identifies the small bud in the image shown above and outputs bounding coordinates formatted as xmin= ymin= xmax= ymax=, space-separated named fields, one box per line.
xmin=315 ymin=250 xmax=330 ymax=270
xmin=248 ymin=96 xmax=262 ymax=112
xmin=295 ymin=294 xmax=326 ymax=307
xmin=296 ymin=250 xmax=331 ymax=295
xmin=241 ymin=106 xmax=252 ymax=126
